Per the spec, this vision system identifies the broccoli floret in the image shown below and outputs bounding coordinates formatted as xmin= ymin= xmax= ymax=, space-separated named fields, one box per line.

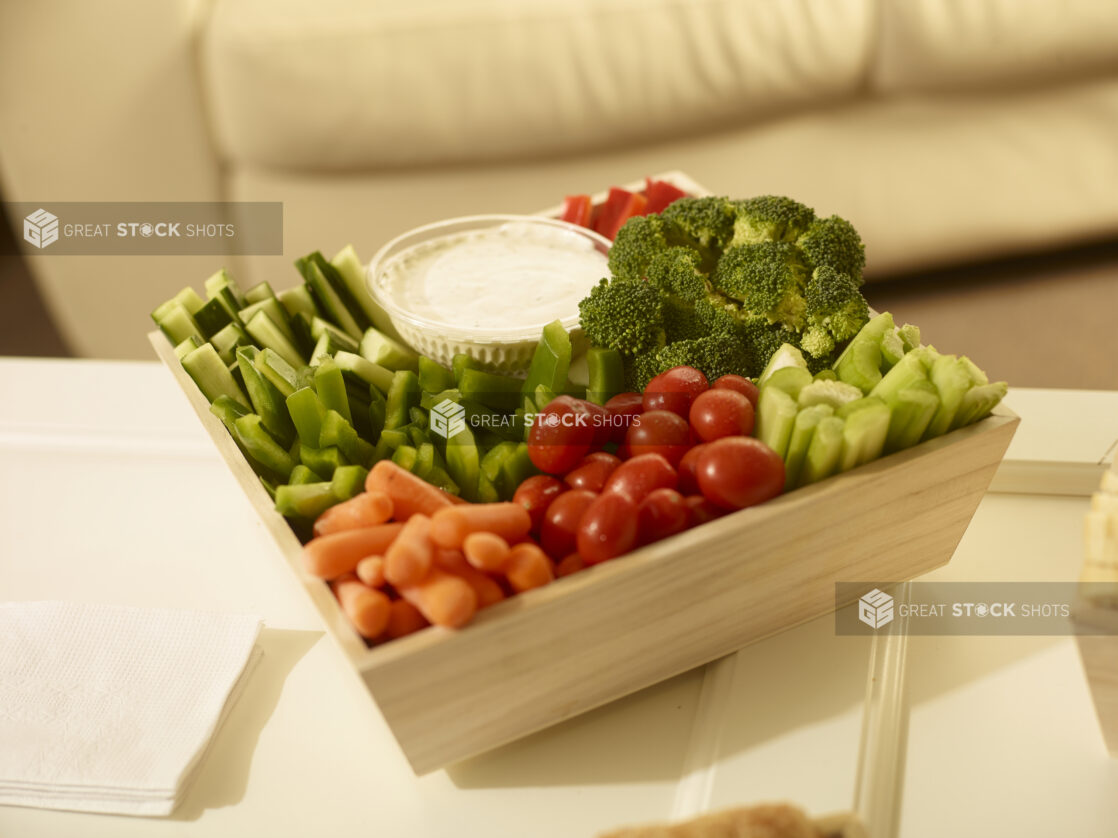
xmin=797 ymin=215 xmax=866 ymax=282
xmin=799 ymin=265 xmax=870 ymax=360
xmin=646 ymin=247 xmax=706 ymax=302
xmin=660 ymin=196 xmax=736 ymax=250
xmin=578 ymin=278 xmax=665 ymax=356
xmin=624 ymin=348 xmax=663 ymax=392
xmin=731 ymin=195 xmax=815 ymax=246
xmin=738 ymin=315 xmax=801 ymax=375
xmin=654 ymin=335 xmax=752 ymax=381
xmin=607 ymin=215 xmax=673 ymax=282
xmin=710 ymin=242 xmax=809 ymax=329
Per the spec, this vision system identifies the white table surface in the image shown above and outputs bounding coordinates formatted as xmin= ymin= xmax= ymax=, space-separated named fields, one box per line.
xmin=1 ymin=359 xmax=1116 ymax=837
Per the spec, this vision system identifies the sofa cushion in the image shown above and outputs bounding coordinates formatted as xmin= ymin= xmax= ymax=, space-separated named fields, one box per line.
xmin=874 ymin=0 xmax=1118 ymax=93
xmin=203 ymin=0 xmax=873 ymax=171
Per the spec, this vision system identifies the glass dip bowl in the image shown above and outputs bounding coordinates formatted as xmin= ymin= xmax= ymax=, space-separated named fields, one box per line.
xmin=366 ymin=215 xmax=612 ymax=373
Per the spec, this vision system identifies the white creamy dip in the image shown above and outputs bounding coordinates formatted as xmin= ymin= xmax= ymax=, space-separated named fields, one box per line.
xmin=376 ymin=222 xmax=609 ymax=335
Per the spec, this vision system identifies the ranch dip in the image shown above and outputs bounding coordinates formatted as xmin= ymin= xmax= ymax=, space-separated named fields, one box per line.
xmin=376 ymin=221 xmax=609 ymax=335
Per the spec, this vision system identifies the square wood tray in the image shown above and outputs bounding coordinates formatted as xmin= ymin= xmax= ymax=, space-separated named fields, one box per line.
xmin=149 ymin=172 xmax=1019 ymax=774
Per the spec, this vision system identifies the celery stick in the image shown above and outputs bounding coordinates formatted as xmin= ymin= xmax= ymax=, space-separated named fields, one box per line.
xmin=413 ymin=443 xmax=436 ymax=478
xmin=839 ymin=399 xmax=891 ymax=471
xmin=392 ymin=444 xmax=419 ymax=472
xmin=446 ymin=425 xmax=480 ymax=501
xmin=885 ymin=381 xmax=940 ymax=453
xmin=898 ymin=323 xmax=921 ymax=352
xmin=452 ymin=353 xmax=477 ymax=384
xmin=784 ymin=404 xmax=834 ymax=490
xmin=477 ymin=472 xmax=500 ymax=504
xmin=320 ymin=409 xmax=375 ymax=467
xmin=923 ymin=355 xmax=972 ymax=440
xmin=313 ymin=358 xmax=351 ymax=424
xmin=799 ymin=416 xmax=844 ymax=486
xmin=234 ymin=414 xmax=295 ymax=479
xmin=834 ymin=337 xmax=882 ymax=393
xmin=384 ymin=371 xmax=421 ymax=430
xmin=237 ymin=346 xmax=295 ymax=445
xmin=950 ymin=381 xmax=1008 ymax=430
xmin=289 ymin=464 xmax=323 ymax=485
xmin=797 ymin=379 xmax=862 ymax=410
xmin=880 ymin=328 xmax=905 ymax=370
xmin=182 ymin=343 xmax=249 ymax=408
xmin=756 ymin=386 xmax=799 ymax=459
xmin=331 ymin=464 xmax=369 ymax=500
xmin=764 ymin=366 xmax=813 ymax=398
xmin=870 ymin=351 xmax=928 ymax=405
xmin=758 ymin=343 xmax=807 ymax=387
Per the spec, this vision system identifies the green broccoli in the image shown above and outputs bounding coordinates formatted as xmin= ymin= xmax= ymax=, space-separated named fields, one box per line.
xmin=731 ymin=195 xmax=815 ymax=246
xmin=801 ymin=266 xmax=870 ymax=360
xmin=654 ymin=335 xmax=752 ymax=382
xmin=645 ymin=247 xmax=706 ymax=302
xmin=624 ymin=347 xmax=664 ymax=392
xmin=710 ymin=242 xmax=809 ymax=330
xmin=659 ymin=196 xmax=736 ymax=250
xmin=797 ymin=215 xmax=866 ymax=282
xmin=607 ymin=215 xmax=673 ymax=282
xmin=578 ymin=277 xmax=665 ymax=356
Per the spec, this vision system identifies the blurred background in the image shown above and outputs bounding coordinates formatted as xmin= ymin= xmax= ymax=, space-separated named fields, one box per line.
xmin=1 ymin=0 xmax=1116 ymax=388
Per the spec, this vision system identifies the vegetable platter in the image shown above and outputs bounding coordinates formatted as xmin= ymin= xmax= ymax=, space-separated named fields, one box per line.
xmin=148 ymin=172 xmax=1017 ymax=774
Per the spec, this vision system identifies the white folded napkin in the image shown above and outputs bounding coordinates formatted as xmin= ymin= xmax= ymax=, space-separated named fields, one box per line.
xmin=0 ymin=601 xmax=261 ymax=816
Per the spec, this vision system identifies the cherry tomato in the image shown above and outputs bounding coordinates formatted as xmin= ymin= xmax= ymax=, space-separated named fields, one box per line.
xmin=637 ymin=488 xmax=690 ymax=544
xmin=642 ymin=366 xmax=709 ymax=417
xmin=564 ymin=452 xmax=622 ymax=492
xmin=677 ymin=444 xmax=708 ymax=495
xmin=581 ymin=398 xmax=614 ymax=447
xmin=513 ymin=475 xmax=567 ymax=534
xmin=689 ymin=388 xmax=755 ymax=442
xmin=577 ymin=491 xmax=639 ymax=564
xmin=603 ymin=392 xmax=644 ymax=442
xmin=527 ymin=396 xmax=596 ymax=474
xmin=696 ymin=436 xmax=785 ymax=510
xmin=539 ymin=488 xmax=597 ymax=559
xmin=712 ymin=374 xmax=759 ymax=408
xmin=625 ymin=410 xmax=692 ymax=467
xmin=603 ymin=452 xmax=678 ymax=502
xmin=684 ymin=494 xmax=725 ymax=526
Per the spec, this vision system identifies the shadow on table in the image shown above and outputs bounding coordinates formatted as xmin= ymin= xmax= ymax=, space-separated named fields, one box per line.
xmin=171 ymin=628 xmax=321 ymax=820
xmin=449 ymin=669 xmax=702 ymax=789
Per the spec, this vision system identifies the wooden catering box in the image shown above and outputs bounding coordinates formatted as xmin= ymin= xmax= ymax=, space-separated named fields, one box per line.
xmin=149 ymin=173 xmax=1018 ymax=774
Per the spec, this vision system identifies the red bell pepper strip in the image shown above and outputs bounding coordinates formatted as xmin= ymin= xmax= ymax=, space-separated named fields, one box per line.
xmin=644 ymin=178 xmax=689 ymax=214
xmin=594 ymin=188 xmax=648 ymax=240
xmin=559 ymin=195 xmax=593 ymax=228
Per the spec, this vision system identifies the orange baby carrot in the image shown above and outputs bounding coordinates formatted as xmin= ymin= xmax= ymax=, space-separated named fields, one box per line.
xmin=313 ymin=490 xmax=393 ymax=538
xmin=302 ymin=523 xmax=404 ymax=579
xmin=355 ymin=555 xmax=386 ymax=588
xmin=462 ymin=531 xmax=512 ymax=573
xmin=384 ymin=514 xmax=435 ymax=588
xmin=366 ymin=460 xmax=452 ymax=520
xmin=505 ymin=542 xmax=555 ymax=593
xmin=385 ymin=599 xmax=429 ymax=639
xmin=429 ymin=502 xmax=532 ymax=549
xmin=433 ymin=548 xmax=506 ymax=610
xmin=332 ymin=574 xmax=391 ymax=639
xmin=399 ymin=568 xmax=478 ymax=628
xmin=555 ymin=553 xmax=585 ymax=578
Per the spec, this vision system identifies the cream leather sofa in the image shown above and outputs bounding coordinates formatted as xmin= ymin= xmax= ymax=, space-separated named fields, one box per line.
xmin=2 ymin=0 xmax=1118 ymax=358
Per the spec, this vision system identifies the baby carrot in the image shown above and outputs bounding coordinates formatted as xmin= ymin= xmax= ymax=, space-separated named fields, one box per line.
xmin=462 ymin=531 xmax=512 ymax=573
xmin=384 ymin=514 xmax=435 ymax=588
xmin=555 ymin=553 xmax=585 ymax=578
xmin=313 ymin=490 xmax=393 ymax=538
xmin=355 ymin=555 xmax=386 ymax=588
xmin=399 ymin=568 xmax=478 ymax=628
xmin=434 ymin=548 xmax=506 ymax=610
xmin=505 ymin=542 xmax=555 ymax=592
xmin=385 ymin=599 xmax=429 ymax=639
xmin=366 ymin=460 xmax=453 ymax=520
xmin=429 ymin=502 xmax=532 ymax=549
xmin=332 ymin=574 xmax=391 ymax=639
xmin=302 ymin=523 xmax=404 ymax=579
